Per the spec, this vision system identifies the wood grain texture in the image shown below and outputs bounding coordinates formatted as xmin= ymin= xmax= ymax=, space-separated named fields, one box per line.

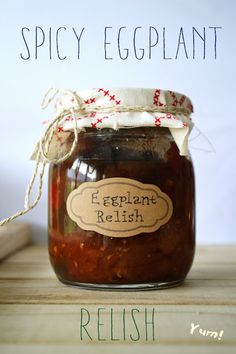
xmin=0 ymin=222 xmax=32 ymax=260
xmin=0 ymin=245 xmax=235 ymax=353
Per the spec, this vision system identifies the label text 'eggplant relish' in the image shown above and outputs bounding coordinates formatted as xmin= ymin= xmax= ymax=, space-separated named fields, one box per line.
xmin=67 ymin=178 xmax=173 ymax=237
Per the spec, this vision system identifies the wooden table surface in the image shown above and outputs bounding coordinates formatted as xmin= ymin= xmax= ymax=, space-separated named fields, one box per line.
xmin=0 ymin=245 xmax=235 ymax=354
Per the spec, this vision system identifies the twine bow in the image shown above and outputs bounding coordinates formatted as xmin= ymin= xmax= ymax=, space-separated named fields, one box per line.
xmin=0 ymin=88 xmax=80 ymax=227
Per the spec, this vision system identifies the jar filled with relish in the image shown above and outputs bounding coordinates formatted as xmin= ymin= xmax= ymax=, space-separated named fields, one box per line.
xmin=46 ymin=88 xmax=195 ymax=290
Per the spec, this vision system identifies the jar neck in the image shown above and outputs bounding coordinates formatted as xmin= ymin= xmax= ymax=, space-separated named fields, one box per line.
xmin=79 ymin=127 xmax=173 ymax=139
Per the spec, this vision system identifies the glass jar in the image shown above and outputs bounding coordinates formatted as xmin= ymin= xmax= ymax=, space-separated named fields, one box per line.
xmin=48 ymin=127 xmax=195 ymax=290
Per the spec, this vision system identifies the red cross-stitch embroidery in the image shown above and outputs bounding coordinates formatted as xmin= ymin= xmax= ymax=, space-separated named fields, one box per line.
xmin=90 ymin=116 xmax=109 ymax=128
xmin=169 ymin=91 xmax=186 ymax=107
xmin=154 ymin=115 xmax=166 ymax=127
xmin=98 ymin=88 xmax=121 ymax=105
xmin=187 ymin=102 xmax=193 ymax=113
xmin=153 ymin=89 xmax=165 ymax=107
xmin=64 ymin=115 xmax=73 ymax=121
xmin=55 ymin=128 xmax=65 ymax=146
xmin=154 ymin=117 xmax=161 ymax=127
xmin=154 ymin=112 xmax=176 ymax=127
xmin=84 ymin=98 xmax=96 ymax=104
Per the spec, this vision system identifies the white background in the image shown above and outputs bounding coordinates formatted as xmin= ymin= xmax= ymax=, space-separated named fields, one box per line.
xmin=0 ymin=0 xmax=235 ymax=244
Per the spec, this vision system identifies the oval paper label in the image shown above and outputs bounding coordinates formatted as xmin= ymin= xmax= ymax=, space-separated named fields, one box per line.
xmin=66 ymin=177 xmax=173 ymax=237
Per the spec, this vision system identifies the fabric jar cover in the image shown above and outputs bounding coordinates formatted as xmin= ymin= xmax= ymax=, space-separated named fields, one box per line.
xmin=31 ymin=87 xmax=194 ymax=160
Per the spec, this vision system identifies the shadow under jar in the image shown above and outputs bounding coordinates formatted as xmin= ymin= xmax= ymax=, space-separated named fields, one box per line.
xmin=48 ymin=127 xmax=195 ymax=290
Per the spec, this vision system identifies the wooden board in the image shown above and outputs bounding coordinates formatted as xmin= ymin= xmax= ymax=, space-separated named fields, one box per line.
xmin=0 ymin=245 xmax=235 ymax=353
xmin=0 ymin=222 xmax=31 ymax=260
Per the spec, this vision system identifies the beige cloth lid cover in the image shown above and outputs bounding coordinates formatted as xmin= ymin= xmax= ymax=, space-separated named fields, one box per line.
xmin=31 ymin=87 xmax=194 ymax=159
